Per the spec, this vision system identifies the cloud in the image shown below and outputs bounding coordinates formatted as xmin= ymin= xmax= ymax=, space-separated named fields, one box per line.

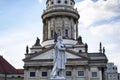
xmin=38 ymin=0 xmax=42 ymax=3
xmin=90 ymin=21 xmax=120 ymax=37
xmin=0 ymin=22 xmax=42 ymax=68
xmin=75 ymin=0 xmax=120 ymax=27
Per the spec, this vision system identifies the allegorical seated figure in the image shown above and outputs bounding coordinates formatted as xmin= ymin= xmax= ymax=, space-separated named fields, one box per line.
xmin=50 ymin=36 xmax=66 ymax=79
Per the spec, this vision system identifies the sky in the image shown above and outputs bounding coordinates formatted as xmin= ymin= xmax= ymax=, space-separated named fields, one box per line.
xmin=0 ymin=0 xmax=120 ymax=72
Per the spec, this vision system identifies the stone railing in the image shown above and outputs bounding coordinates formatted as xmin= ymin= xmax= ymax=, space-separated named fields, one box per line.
xmin=43 ymin=5 xmax=78 ymax=14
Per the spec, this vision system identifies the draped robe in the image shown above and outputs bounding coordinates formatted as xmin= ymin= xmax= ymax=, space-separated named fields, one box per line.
xmin=50 ymin=37 xmax=66 ymax=78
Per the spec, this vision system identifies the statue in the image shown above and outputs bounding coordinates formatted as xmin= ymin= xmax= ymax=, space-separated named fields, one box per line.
xmin=103 ymin=47 xmax=105 ymax=54
xmin=50 ymin=36 xmax=66 ymax=80
xmin=77 ymin=36 xmax=83 ymax=44
xmin=85 ymin=43 xmax=88 ymax=52
xmin=99 ymin=42 xmax=102 ymax=53
xmin=26 ymin=45 xmax=29 ymax=54
xmin=34 ymin=37 xmax=40 ymax=46
xmin=54 ymin=32 xmax=58 ymax=42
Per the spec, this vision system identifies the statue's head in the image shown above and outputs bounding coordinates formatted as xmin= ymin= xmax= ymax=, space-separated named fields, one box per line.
xmin=57 ymin=36 xmax=63 ymax=42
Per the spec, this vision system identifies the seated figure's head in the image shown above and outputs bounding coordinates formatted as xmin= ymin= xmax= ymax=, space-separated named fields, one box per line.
xmin=57 ymin=36 xmax=63 ymax=42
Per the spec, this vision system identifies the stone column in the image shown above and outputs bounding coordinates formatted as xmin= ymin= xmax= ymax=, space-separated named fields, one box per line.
xmin=48 ymin=19 xmax=50 ymax=39
xmin=43 ymin=21 xmax=45 ymax=41
xmin=76 ymin=21 xmax=78 ymax=40
xmin=102 ymin=67 xmax=107 ymax=80
xmin=44 ymin=20 xmax=47 ymax=41
xmin=44 ymin=19 xmax=48 ymax=41
xmin=70 ymin=18 xmax=73 ymax=39
xmin=46 ymin=19 xmax=48 ymax=40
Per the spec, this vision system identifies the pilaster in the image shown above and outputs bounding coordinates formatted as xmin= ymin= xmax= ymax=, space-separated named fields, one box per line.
xmin=72 ymin=65 xmax=77 ymax=80
xmin=98 ymin=67 xmax=102 ymax=80
xmin=85 ymin=65 xmax=90 ymax=80
xmin=70 ymin=18 xmax=73 ymax=39
xmin=36 ymin=67 xmax=40 ymax=80
xmin=24 ymin=69 xmax=29 ymax=80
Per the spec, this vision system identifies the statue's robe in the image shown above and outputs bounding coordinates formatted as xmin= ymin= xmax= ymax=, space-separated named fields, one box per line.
xmin=51 ymin=41 xmax=66 ymax=77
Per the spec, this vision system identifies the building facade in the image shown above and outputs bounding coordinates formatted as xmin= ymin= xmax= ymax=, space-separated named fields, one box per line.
xmin=118 ymin=73 xmax=120 ymax=80
xmin=23 ymin=0 xmax=108 ymax=80
xmin=0 ymin=56 xmax=24 ymax=80
xmin=106 ymin=62 xmax=119 ymax=80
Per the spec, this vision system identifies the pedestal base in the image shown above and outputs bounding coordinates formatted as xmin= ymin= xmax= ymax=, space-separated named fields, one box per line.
xmin=50 ymin=79 xmax=65 ymax=80
xmin=50 ymin=76 xmax=65 ymax=80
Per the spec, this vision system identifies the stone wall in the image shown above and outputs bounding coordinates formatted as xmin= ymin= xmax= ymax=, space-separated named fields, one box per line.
xmin=24 ymin=66 xmax=104 ymax=80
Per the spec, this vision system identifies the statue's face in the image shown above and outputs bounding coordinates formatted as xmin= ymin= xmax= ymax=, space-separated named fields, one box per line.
xmin=57 ymin=36 xmax=63 ymax=42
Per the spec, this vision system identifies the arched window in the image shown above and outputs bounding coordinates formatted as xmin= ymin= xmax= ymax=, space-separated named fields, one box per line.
xmin=51 ymin=1 xmax=54 ymax=4
xmin=57 ymin=29 xmax=61 ymax=36
xmin=51 ymin=30 xmax=54 ymax=38
xmin=65 ymin=29 xmax=68 ymax=38
xmin=58 ymin=0 xmax=61 ymax=4
xmin=70 ymin=2 xmax=72 ymax=5
xmin=65 ymin=0 xmax=68 ymax=4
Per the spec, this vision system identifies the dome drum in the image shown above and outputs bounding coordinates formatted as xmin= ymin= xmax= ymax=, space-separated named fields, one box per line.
xmin=42 ymin=10 xmax=80 ymax=22
xmin=46 ymin=0 xmax=75 ymax=8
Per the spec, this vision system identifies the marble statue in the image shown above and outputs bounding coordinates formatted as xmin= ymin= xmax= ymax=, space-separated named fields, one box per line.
xmin=50 ymin=36 xmax=66 ymax=80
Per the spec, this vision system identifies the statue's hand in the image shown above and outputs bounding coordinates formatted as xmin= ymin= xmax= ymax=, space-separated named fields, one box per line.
xmin=64 ymin=44 xmax=66 ymax=48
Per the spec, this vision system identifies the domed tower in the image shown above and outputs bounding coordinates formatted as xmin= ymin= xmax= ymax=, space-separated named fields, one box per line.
xmin=23 ymin=1 xmax=108 ymax=80
xmin=42 ymin=0 xmax=80 ymax=47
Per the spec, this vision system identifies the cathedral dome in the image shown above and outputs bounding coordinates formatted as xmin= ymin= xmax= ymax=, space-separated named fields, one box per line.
xmin=42 ymin=0 xmax=80 ymax=45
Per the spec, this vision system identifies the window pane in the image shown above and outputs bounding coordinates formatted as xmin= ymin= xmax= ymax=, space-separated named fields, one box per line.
xmin=66 ymin=71 xmax=72 ymax=76
xmin=92 ymin=72 xmax=97 ymax=77
xmin=42 ymin=72 xmax=47 ymax=77
xmin=30 ymin=72 xmax=36 ymax=77
xmin=78 ymin=71 xmax=84 ymax=76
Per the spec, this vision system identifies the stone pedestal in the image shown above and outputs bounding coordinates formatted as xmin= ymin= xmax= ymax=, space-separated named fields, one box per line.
xmin=50 ymin=79 xmax=65 ymax=80
xmin=50 ymin=76 xmax=65 ymax=80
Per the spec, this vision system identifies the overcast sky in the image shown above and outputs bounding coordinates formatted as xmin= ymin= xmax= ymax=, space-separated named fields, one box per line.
xmin=0 ymin=0 xmax=120 ymax=72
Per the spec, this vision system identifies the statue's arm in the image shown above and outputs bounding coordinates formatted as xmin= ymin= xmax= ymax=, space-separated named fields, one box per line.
xmin=57 ymin=44 xmax=66 ymax=51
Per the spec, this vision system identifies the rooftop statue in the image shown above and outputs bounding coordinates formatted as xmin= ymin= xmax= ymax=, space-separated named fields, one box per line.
xmin=34 ymin=37 xmax=40 ymax=46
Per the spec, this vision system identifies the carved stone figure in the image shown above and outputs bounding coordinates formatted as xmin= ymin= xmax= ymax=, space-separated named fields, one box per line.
xmin=85 ymin=43 xmax=88 ymax=52
xmin=77 ymin=36 xmax=83 ymax=44
xmin=54 ymin=32 xmax=58 ymax=42
xmin=50 ymin=36 xmax=66 ymax=80
xmin=34 ymin=37 xmax=40 ymax=46
xmin=103 ymin=47 xmax=105 ymax=54
xmin=26 ymin=45 xmax=29 ymax=54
